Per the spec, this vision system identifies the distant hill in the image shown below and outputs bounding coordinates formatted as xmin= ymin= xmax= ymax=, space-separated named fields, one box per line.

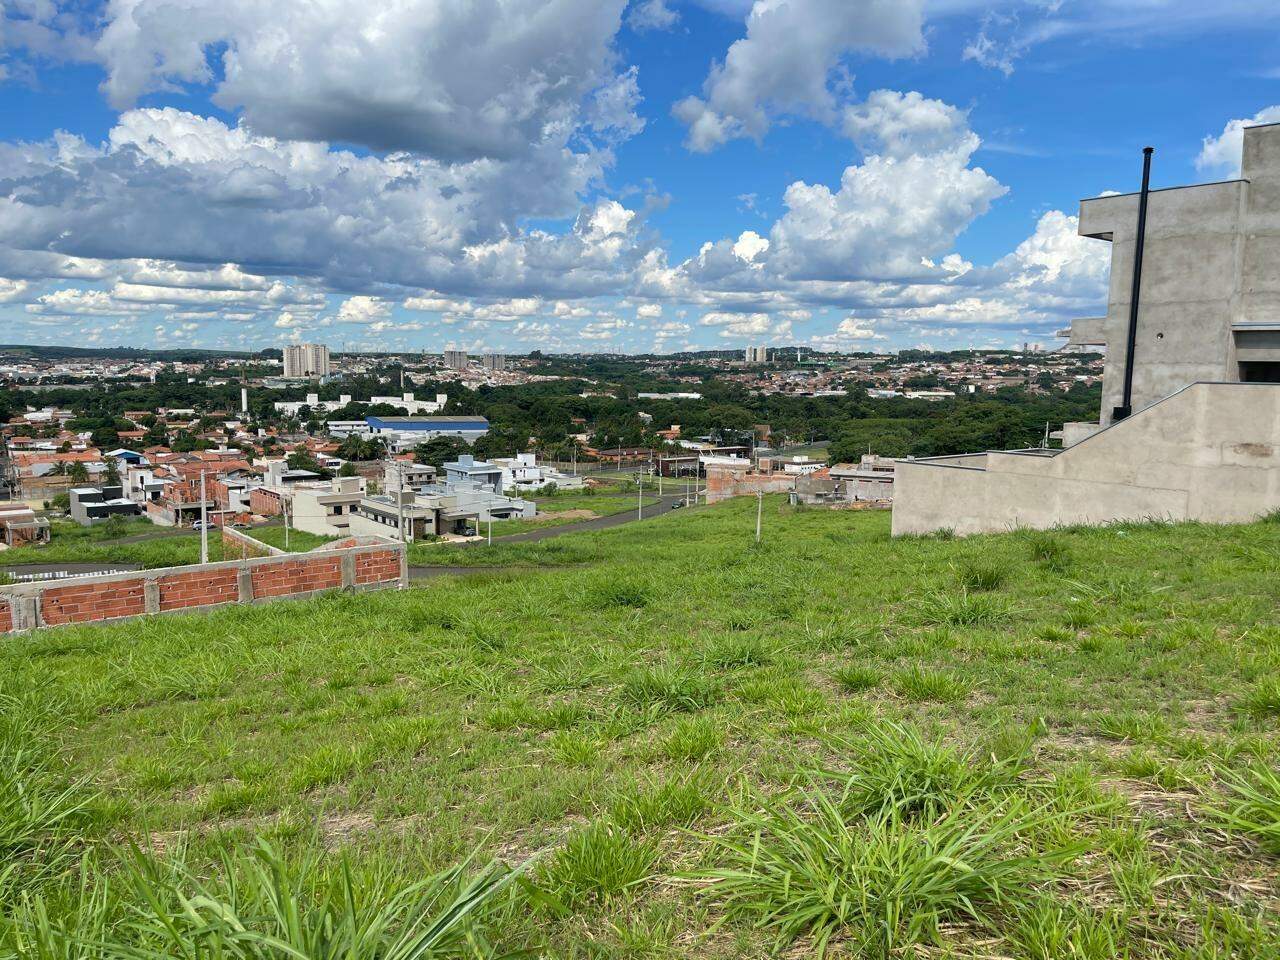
xmin=0 ymin=344 xmax=263 ymax=361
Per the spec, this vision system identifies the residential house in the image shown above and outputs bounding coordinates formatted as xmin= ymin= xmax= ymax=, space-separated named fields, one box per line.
xmin=490 ymin=453 xmax=586 ymax=492
xmin=69 ymin=485 xmax=142 ymax=526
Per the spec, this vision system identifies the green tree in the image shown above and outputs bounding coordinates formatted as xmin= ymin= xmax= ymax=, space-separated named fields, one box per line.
xmin=413 ymin=437 xmax=471 ymax=471
xmin=286 ymin=450 xmax=333 ymax=479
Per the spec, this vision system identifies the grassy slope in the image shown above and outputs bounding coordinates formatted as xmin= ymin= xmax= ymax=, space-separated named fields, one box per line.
xmin=246 ymin=525 xmax=335 ymax=552
xmin=6 ymin=499 xmax=1280 ymax=955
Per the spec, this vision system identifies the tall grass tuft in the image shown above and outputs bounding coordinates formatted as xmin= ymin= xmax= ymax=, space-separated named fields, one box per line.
xmin=586 ymin=579 xmax=652 ymax=609
xmin=1242 ymin=677 xmax=1280 ymax=719
xmin=0 ymin=691 xmax=98 ymax=894
xmin=620 ymin=666 xmax=719 ymax=713
xmin=701 ymin=636 xmax=771 ymax=670
xmin=610 ymin=769 xmax=714 ymax=831
xmin=8 ymin=838 xmax=524 ymax=959
xmin=912 ymin=589 xmax=1012 ymax=627
xmin=893 ymin=664 xmax=969 ymax=703
xmin=833 ymin=663 xmax=882 ymax=693
xmin=1205 ymin=764 xmax=1280 ymax=853
xmin=1010 ymin=897 xmax=1127 ymax=960
xmin=660 ymin=715 xmax=724 ymax=761
xmin=829 ymin=720 xmax=1021 ymax=820
xmin=540 ymin=821 xmax=658 ymax=907
xmin=953 ymin=558 xmax=1009 ymax=592
xmin=1024 ymin=530 xmax=1072 ymax=572
xmin=697 ymin=784 xmax=1088 ymax=958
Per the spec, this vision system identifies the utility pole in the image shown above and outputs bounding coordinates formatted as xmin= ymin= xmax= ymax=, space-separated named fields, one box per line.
xmin=637 ymin=471 xmax=643 ymax=521
xmin=199 ymin=470 xmax=209 ymax=563
xmin=755 ymin=490 xmax=763 ymax=545
xmin=395 ymin=460 xmax=406 ymax=543
xmin=283 ymin=495 xmax=290 ymax=550
xmin=487 ymin=515 xmax=492 ymax=545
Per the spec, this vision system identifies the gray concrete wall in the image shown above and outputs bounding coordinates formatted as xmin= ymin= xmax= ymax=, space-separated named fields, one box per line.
xmin=1076 ymin=123 xmax=1280 ymax=426
xmin=892 ymin=382 xmax=1280 ymax=536
xmin=1079 ymin=180 xmax=1245 ymax=423
xmin=1241 ymin=124 xmax=1280 ymax=327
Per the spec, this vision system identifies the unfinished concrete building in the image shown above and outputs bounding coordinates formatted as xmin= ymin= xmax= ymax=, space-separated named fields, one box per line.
xmin=893 ymin=122 xmax=1280 ymax=536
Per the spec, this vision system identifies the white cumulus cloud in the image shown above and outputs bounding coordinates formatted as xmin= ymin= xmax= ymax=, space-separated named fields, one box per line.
xmin=673 ymin=0 xmax=924 ymax=151
xmin=1197 ymin=107 xmax=1280 ymax=176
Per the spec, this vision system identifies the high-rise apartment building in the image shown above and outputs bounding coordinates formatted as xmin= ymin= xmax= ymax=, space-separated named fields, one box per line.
xmin=745 ymin=345 xmax=769 ymax=363
xmin=443 ymin=350 xmax=469 ymax=370
xmin=481 ymin=354 xmax=506 ymax=372
xmin=282 ymin=343 xmax=331 ymax=378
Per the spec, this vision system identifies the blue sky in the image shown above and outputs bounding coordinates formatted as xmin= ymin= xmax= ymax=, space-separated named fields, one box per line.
xmin=1 ymin=0 xmax=1278 ymax=354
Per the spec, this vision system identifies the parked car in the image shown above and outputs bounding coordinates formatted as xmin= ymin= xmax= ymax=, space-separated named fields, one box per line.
xmin=191 ymin=520 xmax=212 ymax=531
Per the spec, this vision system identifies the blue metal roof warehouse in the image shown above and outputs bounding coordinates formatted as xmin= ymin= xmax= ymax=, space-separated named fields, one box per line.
xmin=365 ymin=415 xmax=490 ymax=432
xmin=363 ymin=416 xmax=490 ymax=447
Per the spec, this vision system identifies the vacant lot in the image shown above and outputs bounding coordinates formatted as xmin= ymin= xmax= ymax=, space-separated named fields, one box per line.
xmin=0 ymin=518 xmax=224 ymax=567
xmin=5 ymin=499 xmax=1280 ymax=957
xmin=0 ymin=520 xmax=335 ymax=571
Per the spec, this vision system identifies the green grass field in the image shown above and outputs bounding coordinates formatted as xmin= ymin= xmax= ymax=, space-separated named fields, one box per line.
xmin=0 ymin=520 xmax=333 ymax=570
xmin=5 ymin=499 xmax=1280 ymax=957
xmin=0 ymin=529 xmax=223 ymax=567
xmin=246 ymin=525 xmax=336 ymax=553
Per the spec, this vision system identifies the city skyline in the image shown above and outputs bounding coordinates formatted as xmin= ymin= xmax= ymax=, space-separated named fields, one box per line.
xmin=1 ymin=1 xmax=1279 ymax=355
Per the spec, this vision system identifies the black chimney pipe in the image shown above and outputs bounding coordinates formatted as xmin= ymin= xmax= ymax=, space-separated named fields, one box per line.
xmin=1114 ymin=146 xmax=1154 ymax=422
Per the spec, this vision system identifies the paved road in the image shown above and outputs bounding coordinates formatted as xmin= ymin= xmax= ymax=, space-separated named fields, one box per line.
xmin=464 ymin=493 xmax=686 ymax=546
xmin=406 ymin=494 xmax=688 ymax=579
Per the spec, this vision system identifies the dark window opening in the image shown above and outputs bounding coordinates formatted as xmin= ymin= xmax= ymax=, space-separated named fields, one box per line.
xmin=1239 ymin=361 xmax=1280 ymax=383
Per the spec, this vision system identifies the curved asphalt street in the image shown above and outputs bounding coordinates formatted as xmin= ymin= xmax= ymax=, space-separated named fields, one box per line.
xmin=406 ymin=493 xmax=688 ymax=578
xmin=460 ymin=493 xmax=685 ymax=546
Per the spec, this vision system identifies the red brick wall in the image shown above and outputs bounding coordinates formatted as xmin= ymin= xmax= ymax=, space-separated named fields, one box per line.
xmin=704 ymin=467 xmax=794 ymax=504
xmin=3 ymin=543 xmax=402 ymax=634
xmin=251 ymin=556 xmax=344 ymax=599
xmin=41 ymin=579 xmax=147 ymax=626
xmin=356 ymin=549 xmax=401 ymax=585
xmin=158 ymin=567 xmax=239 ymax=611
xmin=250 ymin=488 xmax=284 ymax=516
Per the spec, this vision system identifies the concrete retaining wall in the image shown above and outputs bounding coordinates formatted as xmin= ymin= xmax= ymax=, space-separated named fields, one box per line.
xmin=892 ymin=382 xmax=1280 ymax=536
xmin=0 ymin=539 xmax=405 ymax=633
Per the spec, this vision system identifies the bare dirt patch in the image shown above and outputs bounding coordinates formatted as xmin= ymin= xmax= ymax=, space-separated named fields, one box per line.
xmin=538 ymin=509 xmax=599 ymax=521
